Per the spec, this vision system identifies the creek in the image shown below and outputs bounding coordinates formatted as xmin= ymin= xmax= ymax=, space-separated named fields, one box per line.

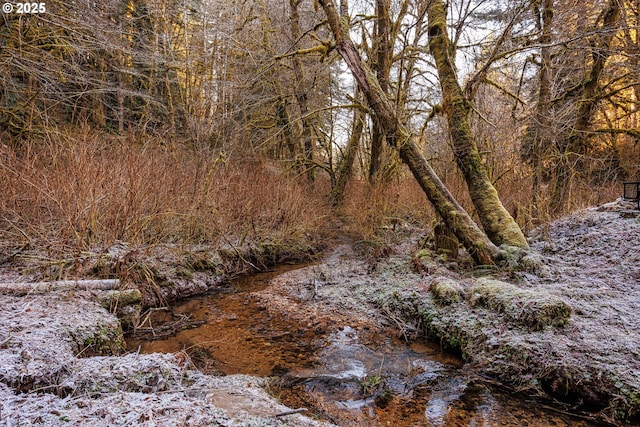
xmin=126 ymin=264 xmax=605 ymax=426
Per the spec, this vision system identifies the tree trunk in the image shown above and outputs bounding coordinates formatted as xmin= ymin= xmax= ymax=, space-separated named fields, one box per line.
xmin=531 ymin=0 xmax=554 ymax=219
xmin=368 ymin=0 xmax=392 ymax=183
xmin=550 ymin=0 xmax=620 ymax=214
xmin=275 ymin=96 xmax=301 ymax=173
xmin=369 ymin=124 xmax=385 ymax=182
xmin=289 ymin=0 xmax=316 ymax=182
xmin=426 ymin=0 xmax=528 ymax=249
xmin=332 ymin=96 xmax=365 ymax=205
xmin=318 ymin=0 xmax=499 ymax=265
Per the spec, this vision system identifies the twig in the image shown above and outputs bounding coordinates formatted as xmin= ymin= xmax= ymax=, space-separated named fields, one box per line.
xmin=220 ymin=236 xmax=259 ymax=271
xmin=0 ymin=243 xmax=30 ymax=265
xmin=274 ymin=408 xmax=308 ymax=417
xmin=2 ymin=216 xmax=32 ymax=243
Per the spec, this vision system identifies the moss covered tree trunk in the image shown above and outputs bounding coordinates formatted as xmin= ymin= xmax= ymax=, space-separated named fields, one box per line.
xmin=368 ymin=0 xmax=392 ymax=183
xmin=332 ymin=96 xmax=365 ymax=205
xmin=289 ymin=0 xmax=316 ymax=182
xmin=318 ymin=0 xmax=499 ymax=265
xmin=426 ymin=0 xmax=528 ymax=249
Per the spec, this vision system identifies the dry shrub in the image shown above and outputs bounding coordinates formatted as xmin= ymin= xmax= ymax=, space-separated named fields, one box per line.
xmin=0 ymin=128 xmax=331 ymax=258
xmin=1 ymin=127 xmax=623 ymax=261
xmin=338 ymin=177 xmax=435 ymax=242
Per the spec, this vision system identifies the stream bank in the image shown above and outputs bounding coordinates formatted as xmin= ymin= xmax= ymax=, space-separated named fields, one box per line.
xmin=240 ymin=206 xmax=639 ymax=424
xmin=0 ymin=239 xmax=330 ymax=426
xmin=1 ymin=205 xmax=639 ymax=425
xmin=128 ymin=262 xmax=605 ymax=426
xmin=160 ymin=205 xmax=636 ymax=424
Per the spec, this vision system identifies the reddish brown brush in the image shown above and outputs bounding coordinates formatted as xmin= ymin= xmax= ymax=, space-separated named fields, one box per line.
xmin=0 ymin=128 xmax=331 ymax=259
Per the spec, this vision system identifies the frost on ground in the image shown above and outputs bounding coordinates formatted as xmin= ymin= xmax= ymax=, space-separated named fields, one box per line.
xmin=1 ymin=204 xmax=639 ymax=425
xmin=0 ymin=294 xmax=330 ymax=426
xmin=253 ymin=206 xmax=640 ymax=423
xmin=521 ymin=208 xmax=640 ymax=416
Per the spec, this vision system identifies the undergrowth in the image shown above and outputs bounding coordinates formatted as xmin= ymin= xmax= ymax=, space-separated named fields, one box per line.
xmin=338 ymin=178 xmax=434 ymax=242
xmin=0 ymin=127 xmax=622 ymax=269
xmin=0 ymin=128 xmax=332 ymax=262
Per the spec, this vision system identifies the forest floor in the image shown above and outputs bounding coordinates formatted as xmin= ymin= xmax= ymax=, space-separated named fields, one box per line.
xmin=1 ymin=201 xmax=639 ymax=426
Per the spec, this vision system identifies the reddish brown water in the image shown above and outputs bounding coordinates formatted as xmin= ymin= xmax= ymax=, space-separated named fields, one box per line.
xmin=126 ymin=265 xmax=606 ymax=427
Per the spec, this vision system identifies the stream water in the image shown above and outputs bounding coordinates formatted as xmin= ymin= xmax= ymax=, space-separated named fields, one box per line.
xmin=126 ymin=265 xmax=605 ymax=426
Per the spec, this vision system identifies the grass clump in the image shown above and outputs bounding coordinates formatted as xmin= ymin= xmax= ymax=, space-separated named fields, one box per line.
xmin=469 ymin=278 xmax=572 ymax=330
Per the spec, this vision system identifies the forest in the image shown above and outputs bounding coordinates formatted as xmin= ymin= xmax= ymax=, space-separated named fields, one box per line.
xmin=1 ymin=0 xmax=640 ymax=426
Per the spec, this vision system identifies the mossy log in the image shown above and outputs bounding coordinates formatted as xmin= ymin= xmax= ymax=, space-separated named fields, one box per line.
xmin=0 ymin=279 xmax=120 ymax=296
xmin=95 ymin=289 xmax=143 ymax=309
xmin=469 ymin=278 xmax=572 ymax=330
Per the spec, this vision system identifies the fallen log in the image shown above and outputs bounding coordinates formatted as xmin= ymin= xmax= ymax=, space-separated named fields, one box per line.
xmin=96 ymin=289 xmax=142 ymax=309
xmin=0 ymin=279 xmax=121 ymax=296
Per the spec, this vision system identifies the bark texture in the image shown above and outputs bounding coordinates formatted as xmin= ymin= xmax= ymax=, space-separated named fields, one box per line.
xmin=427 ymin=0 xmax=528 ymax=249
xmin=289 ymin=0 xmax=316 ymax=182
xmin=530 ymin=0 xmax=554 ymax=218
xmin=331 ymin=98 xmax=365 ymax=205
xmin=368 ymin=0 xmax=392 ymax=182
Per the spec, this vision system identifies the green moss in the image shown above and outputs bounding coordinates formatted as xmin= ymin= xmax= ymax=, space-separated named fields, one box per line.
xmin=176 ymin=266 xmax=194 ymax=279
xmin=71 ymin=322 xmax=126 ymax=357
xmin=181 ymin=251 xmax=220 ymax=272
xmin=415 ymin=249 xmax=433 ymax=259
xmin=469 ymin=278 xmax=572 ymax=330
xmin=97 ymin=289 xmax=143 ymax=310
xmin=626 ymin=391 xmax=640 ymax=419
xmin=430 ymin=277 xmax=464 ymax=305
xmin=359 ymin=375 xmax=382 ymax=395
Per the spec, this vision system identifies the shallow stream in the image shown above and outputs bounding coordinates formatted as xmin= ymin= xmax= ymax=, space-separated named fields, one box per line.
xmin=126 ymin=265 xmax=605 ymax=426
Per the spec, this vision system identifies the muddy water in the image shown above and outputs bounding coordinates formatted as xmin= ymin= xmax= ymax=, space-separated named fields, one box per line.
xmin=127 ymin=265 xmax=604 ymax=427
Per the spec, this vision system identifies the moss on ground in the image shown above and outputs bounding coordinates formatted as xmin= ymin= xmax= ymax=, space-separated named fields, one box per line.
xmin=69 ymin=320 xmax=126 ymax=357
xmin=315 ymin=235 xmax=636 ymax=423
xmin=430 ymin=277 xmax=464 ymax=305
xmin=384 ymin=279 xmax=638 ymax=423
xmin=468 ymin=278 xmax=572 ymax=330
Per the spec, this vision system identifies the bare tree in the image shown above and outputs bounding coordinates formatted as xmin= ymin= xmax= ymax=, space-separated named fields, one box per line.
xmin=549 ymin=0 xmax=622 ymax=213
